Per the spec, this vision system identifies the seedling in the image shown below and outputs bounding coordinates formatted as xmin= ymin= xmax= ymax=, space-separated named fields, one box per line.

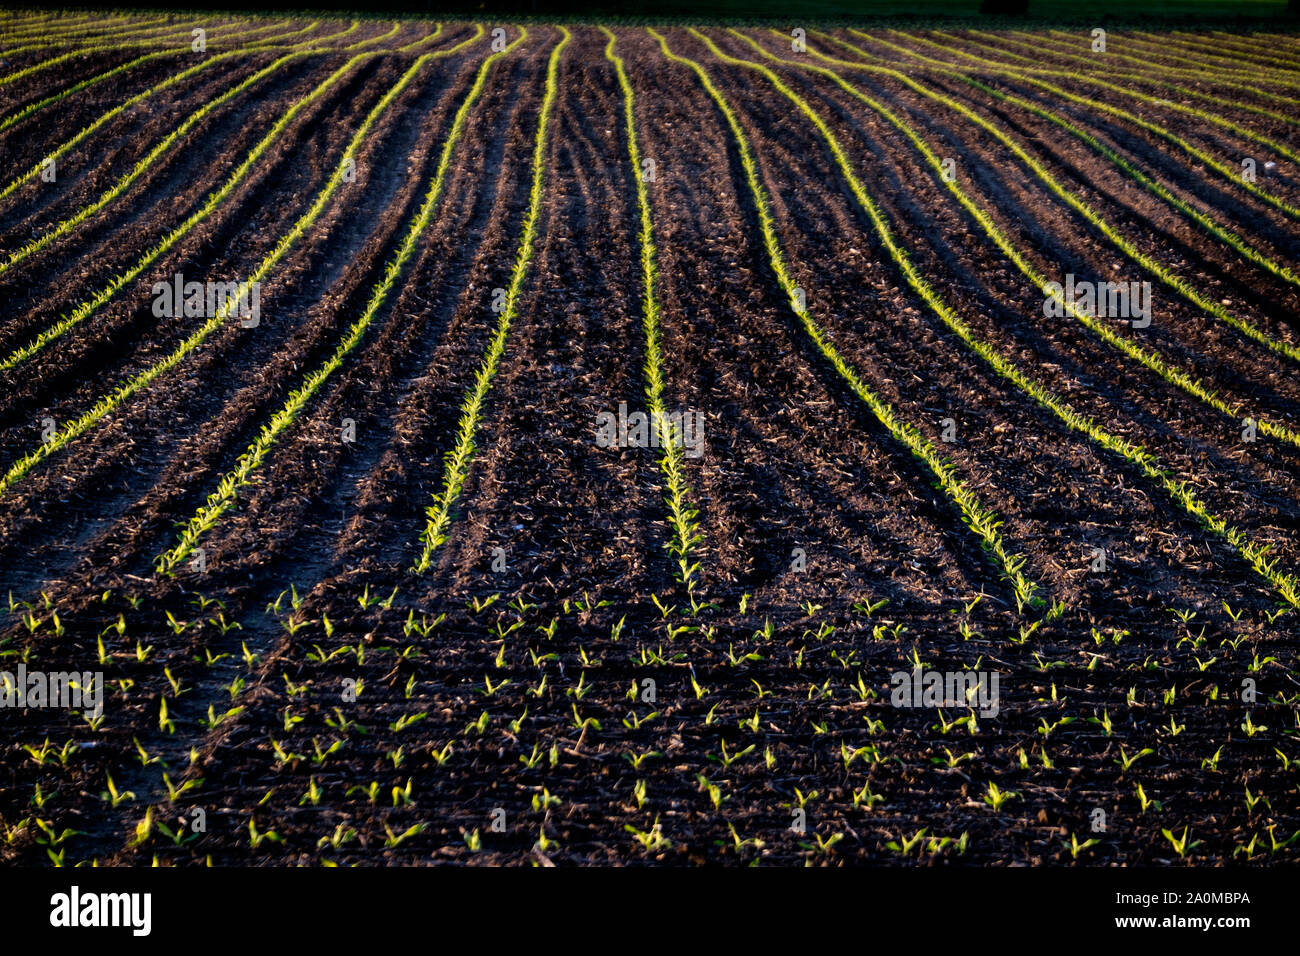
xmin=1116 ymin=745 xmax=1154 ymax=771
xmin=1242 ymin=713 xmax=1268 ymax=737
xmin=695 ymin=775 xmax=728 ymax=810
xmin=1065 ymin=833 xmax=1099 ymax=859
xmin=623 ymin=709 xmax=660 ymax=731
xmin=886 ymin=828 xmax=928 ymax=856
xmin=983 ymin=782 xmax=1019 ymax=810
xmin=624 ymin=749 xmax=660 ymax=771
xmin=1135 ymin=782 xmax=1163 ymax=813
xmin=1088 ymin=709 xmax=1114 ymax=736
xmin=384 ymin=823 xmax=426 ymax=848
xmin=933 ymin=747 xmax=973 ymax=768
xmin=100 ymin=774 xmax=134 ymax=807
xmin=626 ymin=819 xmax=671 ymax=853
xmin=1244 ymin=786 xmax=1271 ymax=813
xmin=852 ymin=781 xmax=884 ymax=809
xmin=318 ymin=824 xmax=357 ymax=850
xmin=800 ymin=832 xmax=843 ymax=855
xmin=1267 ymin=825 xmax=1300 ymax=853
xmin=851 ymin=595 xmax=891 ymax=618
xmin=1162 ymin=826 xmax=1201 ymax=858
xmin=248 ymin=819 xmax=282 ymax=849
xmin=710 ymin=741 xmax=755 ymax=769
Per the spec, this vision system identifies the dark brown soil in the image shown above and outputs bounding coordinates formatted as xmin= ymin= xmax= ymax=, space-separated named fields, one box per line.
xmin=1 ymin=17 xmax=1298 ymax=869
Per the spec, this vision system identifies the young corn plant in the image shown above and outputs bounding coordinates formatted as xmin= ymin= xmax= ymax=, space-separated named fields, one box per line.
xmin=652 ymin=27 xmax=1043 ymax=616
xmin=412 ymin=28 xmax=567 ymax=574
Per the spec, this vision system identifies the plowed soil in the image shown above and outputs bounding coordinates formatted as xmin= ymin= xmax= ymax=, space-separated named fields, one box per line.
xmin=2 ymin=11 xmax=1299 ymax=867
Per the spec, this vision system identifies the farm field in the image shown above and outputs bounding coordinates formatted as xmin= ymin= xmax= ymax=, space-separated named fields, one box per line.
xmin=1 ymin=7 xmax=1299 ymax=868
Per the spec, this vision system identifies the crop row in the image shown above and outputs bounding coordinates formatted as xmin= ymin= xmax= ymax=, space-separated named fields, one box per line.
xmin=769 ymin=31 xmax=1300 ymax=447
xmin=3 ymin=23 xmax=1298 ymax=616
xmin=669 ymin=29 xmax=1300 ymax=609
xmin=160 ymin=27 xmax=522 ymax=575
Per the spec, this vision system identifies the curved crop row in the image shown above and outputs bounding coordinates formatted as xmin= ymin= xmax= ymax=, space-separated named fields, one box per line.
xmin=872 ymin=31 xmax=1300 ymax=221
xmin=1 ymin=16 xmax=290 ymax=57
xmin=686 ymin=29 xmax=1300 ymax=609
xmin=0 ymin=50 xmax=183 ymax=134
xmin=309 ymin=20 xmax=360 ymax=47
xmin=1085 ymin=30 xmax=1300 ymax=85
xmin=412 ymin=27 xmax=571 ymax=574
xmin=227 ymin=20 xmax=327 ymax=51
xmin=0 ymin=52 xmax=316 ymax=277
xmin=0 ymin=51 xmax=392 ymax=502
xmin=0 ymin=17 xmax=148 ymax=50
xmin=0 ymin=53 xmax=247 ymax=206
xmin=985 ymin=29 xmax=1300 ymax=125
xmin=0 ymin=13 xmax=103 ymax=39
xmin=0 ymin=20 xmax=326 ymax=121
xmin=1206 ymin=30 xmax=1300 ymax=65
xmin=602 ymin=27 xmax=706 ymax=601
xmin=902 ymin=27 xmax=1300 ymax=121
xmin=202 ymin=19 xmax=325 ymax=49
xmin=346 ymin=23 xmax=401 ymax=50
xmin=0 ymin=48 xmax=114 ymax=91
xmin=0 ymin=14 xmax=169 ymax=48
xmin=656 ymin=28 xmax=1043 ymax=613
xmin=972 ymin=28 xmax=1300 ymax=93
xmin=0 ymin=18 xmax=342 ymax=202
xmin=992 ymin=27 xmax=1300 ymax=101
xmin=0 ymin=25 xmax=483 ymax=374
xmin=397 ymin=23 xmax=445 ymax=54
xmin=0 ymin=26 xmax=237 ymax=88
xmin=153 ymin=28 xmax=518 ymax=575
xmin=819 ymin=33 xmax=1300 ymax=299
xmin=811 ymin=32 xmax=1300 ymax=374
xmin=740 ymin=30 xmax=1300 ymax=452
xmin=0 ymin=18 xmax=250 ymax=93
